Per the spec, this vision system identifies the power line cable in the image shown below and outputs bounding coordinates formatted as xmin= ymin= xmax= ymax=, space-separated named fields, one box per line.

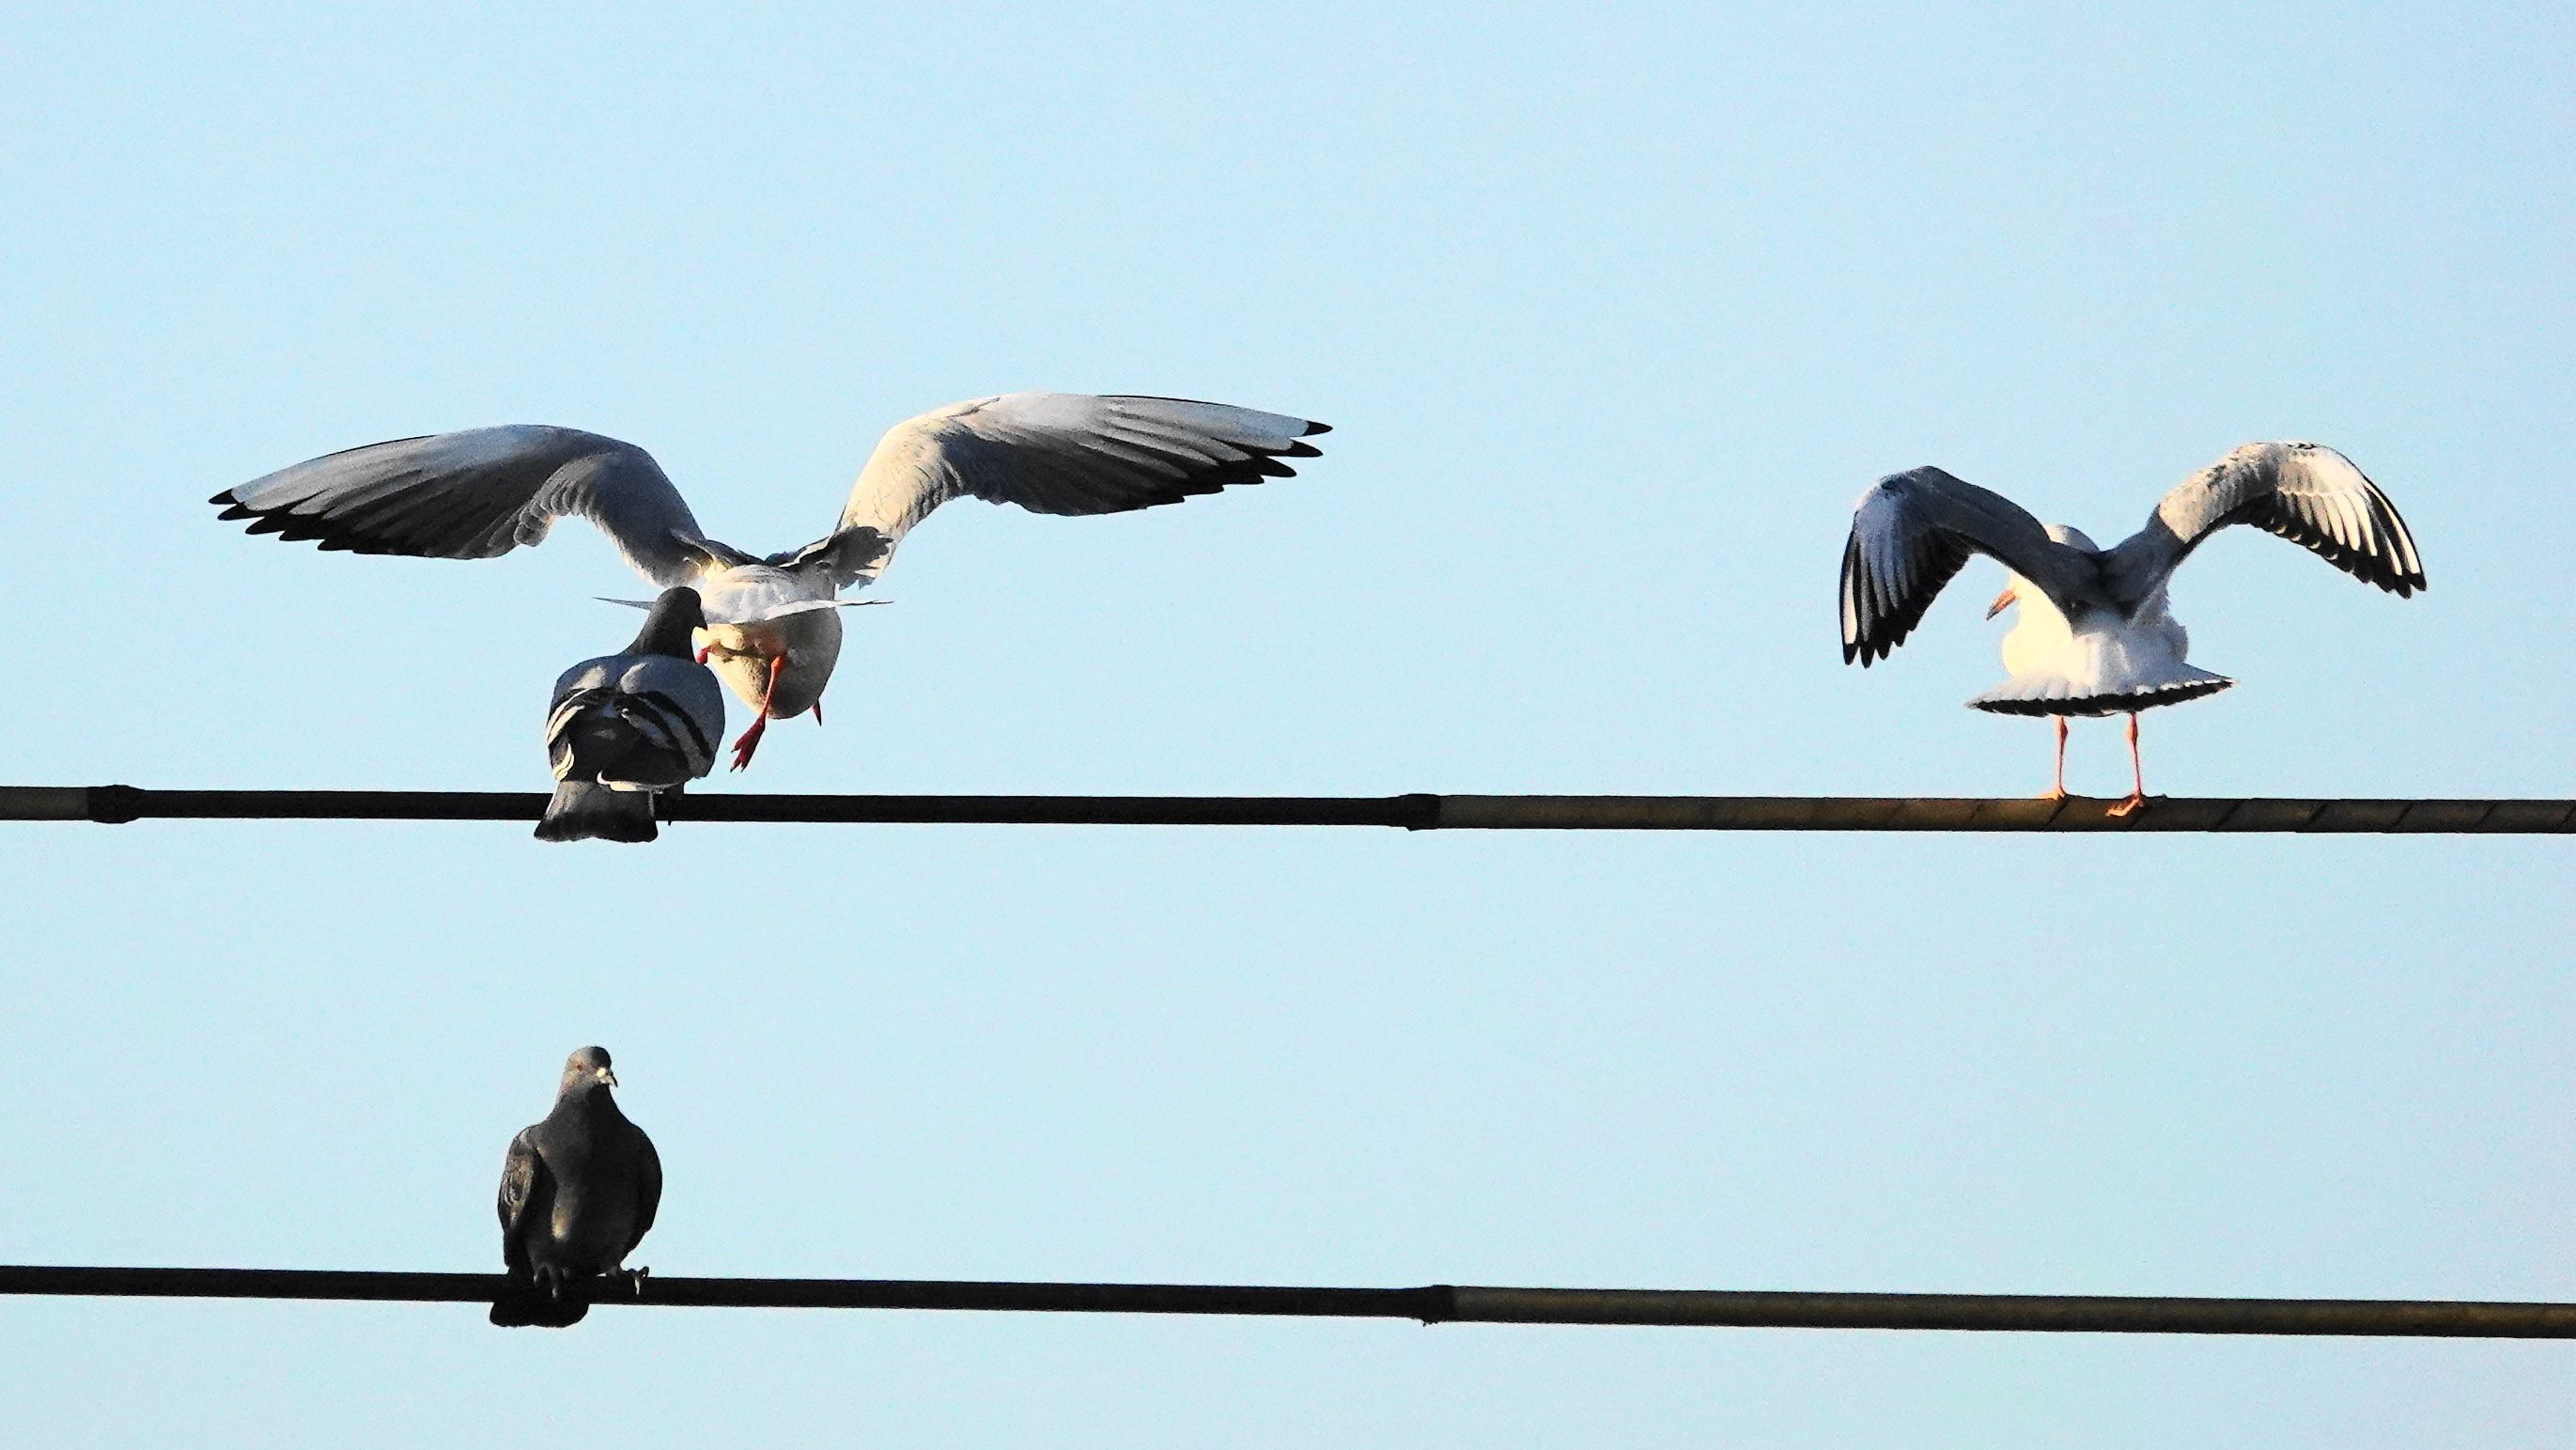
xmin=4 ymin=1268 xmax=2570 ymax=1335
xmin=3 ymin=787 xmax=2568 ymax=833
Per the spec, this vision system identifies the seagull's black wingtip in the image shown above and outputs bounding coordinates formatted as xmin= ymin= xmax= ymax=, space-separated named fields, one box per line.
xmin=1301 ymin=419 xmax=1332 ymax=436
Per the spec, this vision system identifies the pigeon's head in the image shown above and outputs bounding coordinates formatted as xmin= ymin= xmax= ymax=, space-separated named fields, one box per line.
xmin=559 ymin=1045 xmax=619 ymax=1094
xmin=629 ymin=588 xmax=709 ymax=659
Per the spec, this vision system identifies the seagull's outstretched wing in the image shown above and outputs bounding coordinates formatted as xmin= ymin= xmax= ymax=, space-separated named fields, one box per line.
xmin=2102 ymin=442 xmax=2426 ymax=602
xmin=1841 ymin=466 xmax=2104 ymax=665
xmin=805 ymin=392 xmax=1329 ymax=588
xmin=211 ymin=426 xmax=735 ymax=588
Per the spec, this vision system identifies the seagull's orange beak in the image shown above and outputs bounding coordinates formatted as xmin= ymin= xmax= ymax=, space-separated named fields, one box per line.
xmin=1985 ymin=584 xmax=2018 ymax=620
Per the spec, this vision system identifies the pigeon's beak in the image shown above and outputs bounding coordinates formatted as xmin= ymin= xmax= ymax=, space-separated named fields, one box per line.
xmin=1985 ymin=584 xmax=2018 ymax=620
xmin=599 ymin=1068 xmax=619 ymax=1088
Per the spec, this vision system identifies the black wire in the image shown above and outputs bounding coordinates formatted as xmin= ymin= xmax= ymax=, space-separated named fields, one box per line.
xmin=5 ymin=1269 xmax=2573 ymax=1336
xmin=4 ymin=787 xmax=2568 ymax=833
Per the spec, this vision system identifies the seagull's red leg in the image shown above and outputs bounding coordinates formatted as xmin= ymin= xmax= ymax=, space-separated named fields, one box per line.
xmin=694 ymin=646 xmax=711 ymax=665
xmin=728 ymin=652 xmax=787 ymax=772
xmin=2108 ymin=711 xmax=2149 ymax=817
xmin=2040 ymin=716 xmax=2070 ymax=802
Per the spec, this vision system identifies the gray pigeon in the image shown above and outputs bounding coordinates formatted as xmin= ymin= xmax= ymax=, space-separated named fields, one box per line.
xmin=536 ymin=586 xmax=726 ymax=843
xmin=490 ymin=1046 xmax=662 ymax=1328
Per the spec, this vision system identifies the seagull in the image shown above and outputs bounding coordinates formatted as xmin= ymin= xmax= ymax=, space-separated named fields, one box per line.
xmin=536 ymin=586 xmax=727 ymax=844
xmin=1839 ymin=442 xmax=2425 ymax=813
xmin=211 ymin=393 xmax=1330 ymax=769
xmin=490 ymin=1046 xmax=660 ymax=1329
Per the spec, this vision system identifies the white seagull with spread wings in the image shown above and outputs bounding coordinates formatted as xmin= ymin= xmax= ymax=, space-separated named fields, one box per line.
xmin=1840 ymin=441 xmax=2425 ymax=813
xmin=213 ymin=392 xmax=1329 ymax=768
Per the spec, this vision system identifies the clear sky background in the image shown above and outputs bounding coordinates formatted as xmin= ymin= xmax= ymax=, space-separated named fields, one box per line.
xmin=1 ymin=3 xmax=2569 ymax=1444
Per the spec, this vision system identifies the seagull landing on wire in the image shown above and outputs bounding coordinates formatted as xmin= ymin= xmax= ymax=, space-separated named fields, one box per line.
xmin=1839 ymin=442 xmax=2425 ymax=815
xmin=210 ymin=393 xmax=1331 ymax=769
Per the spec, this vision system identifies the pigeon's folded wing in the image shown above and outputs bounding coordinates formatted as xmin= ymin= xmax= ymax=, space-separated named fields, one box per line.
xmin=496 ymin=1130 xmax=551 ymax=1272
xmin=628 ymin=1130 xmax=662 ymax=1258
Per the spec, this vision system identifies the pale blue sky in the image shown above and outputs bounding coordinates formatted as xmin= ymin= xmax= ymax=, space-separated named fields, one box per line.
xmin=2 ymin=3 xmax=2570 ymax=1444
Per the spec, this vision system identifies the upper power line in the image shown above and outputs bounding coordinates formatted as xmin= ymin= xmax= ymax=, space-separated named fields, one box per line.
xmin=1 ymin=787 xmax=2568 ymax=834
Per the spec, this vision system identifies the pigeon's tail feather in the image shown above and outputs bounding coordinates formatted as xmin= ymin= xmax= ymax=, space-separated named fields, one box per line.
xmin=489 ymin=1286 xmax=589 ymax=1328
xmin=535 ymin=782 xmax=659 ymax=844
xmin=549 ymin=700 xmax=645 ymax=782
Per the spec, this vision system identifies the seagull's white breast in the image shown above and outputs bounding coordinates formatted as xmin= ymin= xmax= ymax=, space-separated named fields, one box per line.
xmin=1999 ymin=581 xmax=2079 ymax=681
xmin=691 ymin=564 xmax=845 ymax=718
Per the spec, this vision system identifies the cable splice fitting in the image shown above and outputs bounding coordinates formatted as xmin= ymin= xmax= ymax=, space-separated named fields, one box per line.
xmin=86 ymin=786 xmax=144 ymax=825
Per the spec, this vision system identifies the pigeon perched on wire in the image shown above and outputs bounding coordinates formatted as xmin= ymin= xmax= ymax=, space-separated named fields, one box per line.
xmin=209 ymin=392 xmax=1331 ymax=769
xmin=490 ymin=1046 xmax=661 ymax=1329
xmin=537 ymin=586 xmax=725 ymax=844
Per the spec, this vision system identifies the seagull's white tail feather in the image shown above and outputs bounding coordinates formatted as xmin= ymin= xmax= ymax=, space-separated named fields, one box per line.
xmin=1968 ymin=668 xmax=2232 ymax=718
xmin=535 ymin=782 xmax=660 ymax=844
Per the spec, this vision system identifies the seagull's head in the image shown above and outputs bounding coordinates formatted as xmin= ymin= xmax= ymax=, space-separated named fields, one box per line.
xmin=561 ymin=1045 xmax=619 ymax=1093
xmin=1989 ymin=524 xmax=2102 ymax=619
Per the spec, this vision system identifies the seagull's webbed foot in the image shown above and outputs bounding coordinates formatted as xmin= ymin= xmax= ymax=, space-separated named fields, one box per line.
xmin=621 ymin=1267 xmax=650 ymax=1298
xmin=2106 ymin=792 xmax=2154 ymax=819
xmin=2036 ymin=787 xmax=2069 ymax=803
xmin=728 ymin=715 xmax=769 ymax=772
